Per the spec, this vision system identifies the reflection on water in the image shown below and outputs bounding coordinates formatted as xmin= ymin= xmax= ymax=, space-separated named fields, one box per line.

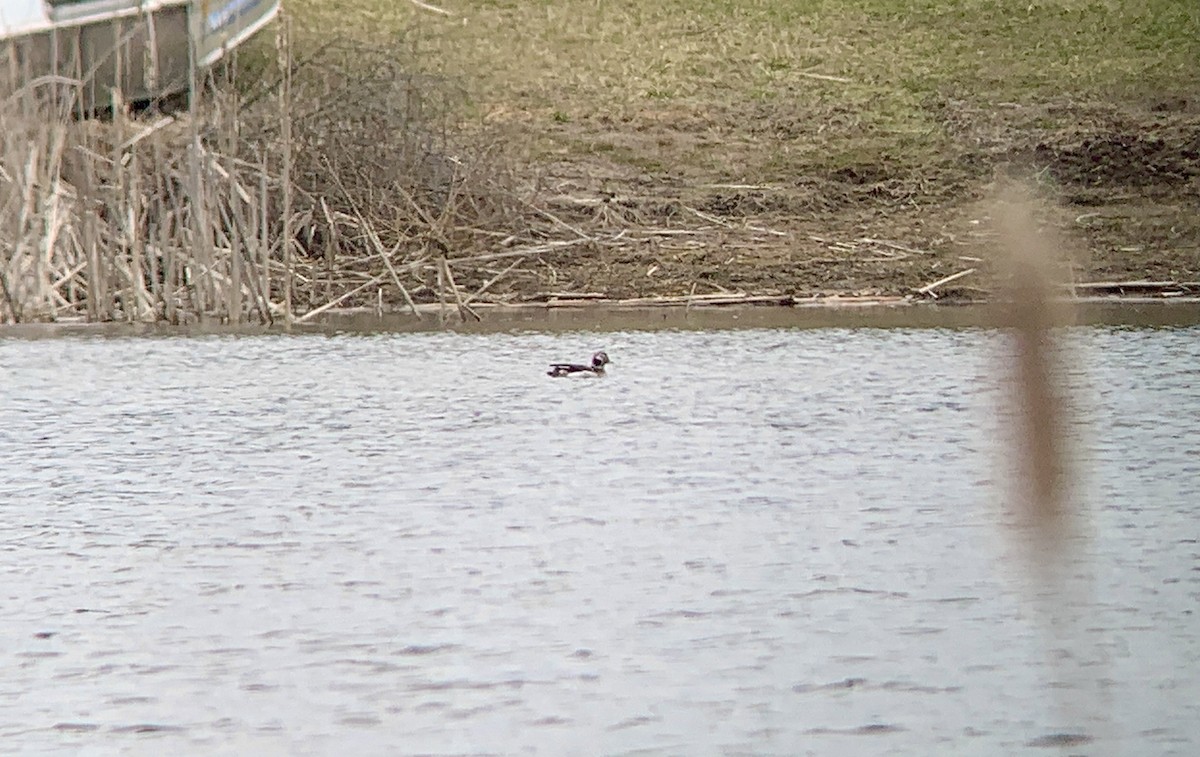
xmin=1 ymin=323 xmax=1198 ymax=755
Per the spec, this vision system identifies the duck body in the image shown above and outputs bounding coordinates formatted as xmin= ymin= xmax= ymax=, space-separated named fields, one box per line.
xmin=548 ymin=351 xmax=611 ymax=378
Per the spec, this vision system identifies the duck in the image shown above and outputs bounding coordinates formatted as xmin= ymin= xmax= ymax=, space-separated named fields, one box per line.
xmin=548 ymin=351 xmax=611 ymax=378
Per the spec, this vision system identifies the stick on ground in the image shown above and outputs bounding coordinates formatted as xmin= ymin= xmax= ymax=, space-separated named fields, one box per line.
xmin=916 ymin=268 xmax=977 ymax=297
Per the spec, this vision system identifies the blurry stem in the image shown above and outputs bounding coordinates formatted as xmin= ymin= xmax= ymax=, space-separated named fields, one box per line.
xmin=277 ymin=13 xmax=294 ymax=321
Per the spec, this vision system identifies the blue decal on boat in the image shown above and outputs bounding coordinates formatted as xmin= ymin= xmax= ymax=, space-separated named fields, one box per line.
xmin=206 ymin=0 xmax=265 ymax=33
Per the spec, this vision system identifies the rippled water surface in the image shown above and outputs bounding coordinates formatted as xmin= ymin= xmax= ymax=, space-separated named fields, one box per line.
xmin=2 ymin=323 xmax=1198 ymax=755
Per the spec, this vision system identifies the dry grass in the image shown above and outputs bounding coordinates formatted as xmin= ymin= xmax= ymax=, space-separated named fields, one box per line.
xmin=288 ymin=0 xmax=1200 ymax=181
xmin=0 ymin=17 xmax=547 ymax=324
xmin=0 ymin=75 xmax=282 ymax=324
xmin=2 ymin=1 xmax=1197 ymax=323
xmin=281 ymin=0 xmax=1200 ymax=301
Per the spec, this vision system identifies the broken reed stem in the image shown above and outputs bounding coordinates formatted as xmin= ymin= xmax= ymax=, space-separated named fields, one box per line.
xmin=462 ymin=256 xmax=524 ymax=306
xmin=258 ymin=151 xmax=273 ymax=324
xmin=277 ymin=13 xmax=294 ymax=322
xmin=187 ymin=21 xmax=210 ymax=317
xmin=436 ymin=254 xmax=447 ymax=324
xmin=224 ymin=95 xmax=243 ymax=325
xmin=440 ymin=256 xmax=479 ymax=321
xmin=294 ymin=272 xmax=386 ymax=323
xmin=378 ymin=241 xmax=422 ymax=319
xmin=917 ymin=267 xmax=977 ymax=297
xmin=82 ymin=142 xmax=103 ymax=321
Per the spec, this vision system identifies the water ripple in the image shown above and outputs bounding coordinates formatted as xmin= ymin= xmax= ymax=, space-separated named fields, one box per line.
xmin=0 ymin=326 xmax=1198 ymax=753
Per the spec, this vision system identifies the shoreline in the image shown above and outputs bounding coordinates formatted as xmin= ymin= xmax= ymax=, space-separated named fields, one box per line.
xmin=5 ymin=295 xmax=1200 ymax=339
xmin=3 ymin=4 xmax=1196 ymax=328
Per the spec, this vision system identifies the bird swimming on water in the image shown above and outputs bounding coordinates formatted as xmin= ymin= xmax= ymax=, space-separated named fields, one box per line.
xmin=548 ymin=351 xmax=611 ymax=378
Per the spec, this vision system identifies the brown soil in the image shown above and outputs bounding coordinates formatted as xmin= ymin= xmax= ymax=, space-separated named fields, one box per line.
xmin=481 ymin=99 xmax=1200 ymax=303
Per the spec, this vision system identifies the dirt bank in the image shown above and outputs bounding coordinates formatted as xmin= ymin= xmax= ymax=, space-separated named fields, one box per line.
xmin=276 ymin=0 xmax=1200 ymax=310
xmin=466 ymin=99 xmax=1200 ymax=305
xmin=5 ymin=2 xmax=1197 ymax=325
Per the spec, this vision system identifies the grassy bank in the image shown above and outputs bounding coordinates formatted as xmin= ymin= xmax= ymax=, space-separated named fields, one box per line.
xmin=2 ymin=2 xmax=1197 ymax=324
xmin=292 ymin=0 xmax=1199 ymax=174
xmin=287 ymin=0 xmax=1200 ymax=298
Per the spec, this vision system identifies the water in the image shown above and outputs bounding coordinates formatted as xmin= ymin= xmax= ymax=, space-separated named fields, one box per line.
xmin=1 ymin=321 xmax=1198 ymax=755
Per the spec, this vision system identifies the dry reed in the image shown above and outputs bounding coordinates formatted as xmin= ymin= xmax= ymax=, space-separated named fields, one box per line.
xmin=0 ymin=43 xmax=283 ymax=324
xmin=0 ymin=15 xmax=555 ymax=325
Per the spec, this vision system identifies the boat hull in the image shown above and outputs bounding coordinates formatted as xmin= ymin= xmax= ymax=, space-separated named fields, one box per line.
xmin=1 ymin=0 xmax=280 ymax=110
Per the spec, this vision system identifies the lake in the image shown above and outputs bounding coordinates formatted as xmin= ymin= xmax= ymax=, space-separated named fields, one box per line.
xmin=2 ymin=308 xmax=1198 ymax=755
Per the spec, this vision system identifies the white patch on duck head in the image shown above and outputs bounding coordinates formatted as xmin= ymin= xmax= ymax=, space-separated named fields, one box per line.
xmin=592 ymin=351 xmax=610 ymax=368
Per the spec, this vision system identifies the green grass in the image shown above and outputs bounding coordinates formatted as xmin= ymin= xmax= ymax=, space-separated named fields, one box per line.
xmin=283 ymin=0 xmax=1200 ymax=183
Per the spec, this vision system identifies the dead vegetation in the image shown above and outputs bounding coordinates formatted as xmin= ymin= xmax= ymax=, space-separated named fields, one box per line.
xmin=0 ymin=72 xmax=288 ymax=325
xmin=2 ymin=2 xmax=1199 ymax=324
xmin=0 ymin=33 xmax=292 ymax=324
xmin=0 ymin=22 xmax=596 ymax=324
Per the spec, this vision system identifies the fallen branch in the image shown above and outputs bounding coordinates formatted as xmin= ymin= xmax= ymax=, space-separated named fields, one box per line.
xmin=438 ymin=256 xmax=480 ymax=321
xmin=408 ymin=0 xmax=454 ymax=15
xmin=463 ymin=257 xmax=525 ymax=306
xmin=295 ymin=274 xmax=385 ymax=323
xmin=446 ymin=237 xmax=594 ymax=265
xmin=797 ymin=71 xmax=853 ymax=83
xmin=522 ymin=197 xmax=595 ymax=241
xmin=545 ymin=293 xmax=795 ymax=308
xmin=377 ymin=238 xmax=423 ymax=320
xmin=1074 ymin=280 xmax=1195 ymax=293
xmin=536 ymin=291 xmax=608 ymax=301
xmin=858 ymin=238 xmax=933 ymax=256
xmin=118 ymin=115 xmax=175 ymax=157
xmin=916 ymin=268 xmax=976 ymax=297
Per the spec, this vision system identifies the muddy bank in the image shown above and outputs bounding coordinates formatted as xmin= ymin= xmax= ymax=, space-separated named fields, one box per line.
xmin=477 ymin=100 xmax=1200 ymax=305
xmin=2 ymin=72 xmax=1195 ymax=325
xmin=5 ymin=1 xmax=1198 ymax=325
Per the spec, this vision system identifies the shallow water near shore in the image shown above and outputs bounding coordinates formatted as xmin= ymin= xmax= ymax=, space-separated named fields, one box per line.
xmin=1 ymin=317 xmax=1198 ymax=755
xmin=5 ymin=298 xmax=1200 ymax=339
